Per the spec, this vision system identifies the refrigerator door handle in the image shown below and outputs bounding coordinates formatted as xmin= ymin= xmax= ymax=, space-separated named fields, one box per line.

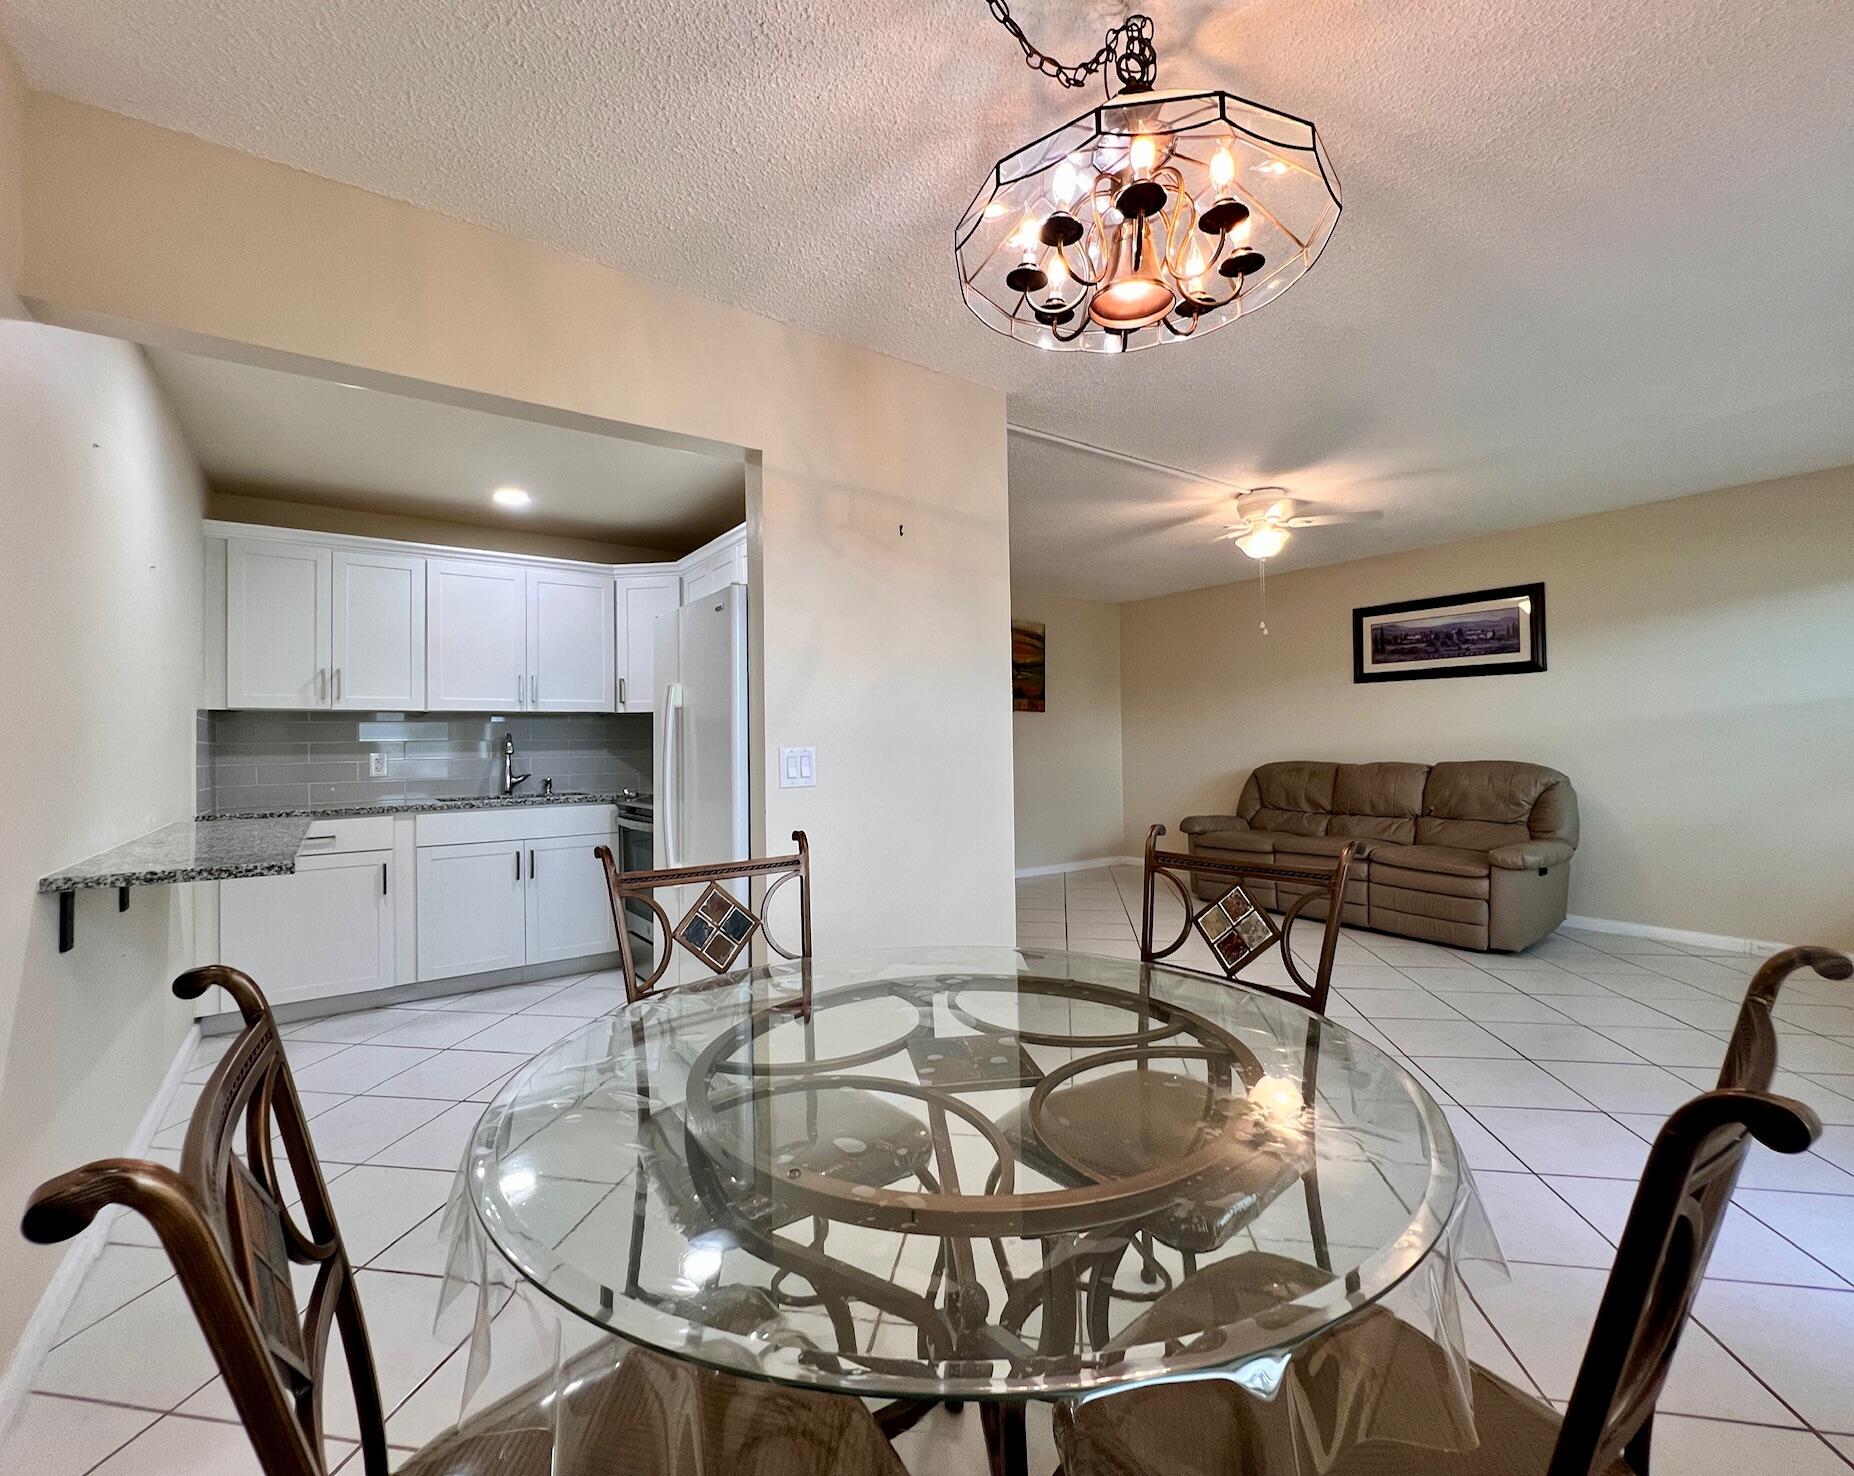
xmin=662 ymin=682 xmax=686 ymax=868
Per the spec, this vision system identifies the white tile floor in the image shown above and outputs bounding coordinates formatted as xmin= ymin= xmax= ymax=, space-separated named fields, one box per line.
xmin=6 ymin=866 xmax=1853 ymax=1474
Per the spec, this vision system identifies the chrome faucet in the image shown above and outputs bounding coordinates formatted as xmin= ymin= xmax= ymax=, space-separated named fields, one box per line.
xmin=501 ymin=733 xmax=532 ymax=796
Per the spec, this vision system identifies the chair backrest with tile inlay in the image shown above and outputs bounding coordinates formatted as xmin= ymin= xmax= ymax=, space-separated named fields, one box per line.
xmin=1547 ymin=945 xmax=1849 ymax=1476
xmin=1140 ymin=823 xmax=1353 ymax=1016
xmin=596 ymin=830 xmax=812 ymax=1003
xmin=22 ymin=966 xmax=391 ymax=1476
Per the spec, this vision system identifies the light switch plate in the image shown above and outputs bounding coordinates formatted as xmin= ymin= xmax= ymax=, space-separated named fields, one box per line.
xmin=778 ymin=746 xmax=816 ymax=789
xmin=369 ymin=753 xmax=389 ymax=777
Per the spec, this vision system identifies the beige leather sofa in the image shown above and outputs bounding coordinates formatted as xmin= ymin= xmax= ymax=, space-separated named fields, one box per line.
xmin=1180 ymin=760 xmax=1578 ymax=952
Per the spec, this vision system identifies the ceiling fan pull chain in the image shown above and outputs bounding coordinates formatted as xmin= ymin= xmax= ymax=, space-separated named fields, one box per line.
xmin=1259 ymin=558 xmax=1270 ymax=636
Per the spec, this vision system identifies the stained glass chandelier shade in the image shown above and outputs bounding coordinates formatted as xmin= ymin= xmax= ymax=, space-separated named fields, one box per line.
xmin=956 ymin=13 xmax=1341 ymax=353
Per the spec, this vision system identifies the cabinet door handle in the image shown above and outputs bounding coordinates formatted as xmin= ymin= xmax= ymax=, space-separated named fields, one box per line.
xmin=529 ymin=848 xmax=536 ymax=877
xmin=514 ymin=849 xmax=522 ymax=881
xmin=381 ymin=862 xmax=388 ymax=897
xmin=334 ymin=666 xmax=342 ymax=703
xmin=532 ymin=674 xmax=539 ymax=705
xmin=618 ymin=676 xmax=626 ymax=705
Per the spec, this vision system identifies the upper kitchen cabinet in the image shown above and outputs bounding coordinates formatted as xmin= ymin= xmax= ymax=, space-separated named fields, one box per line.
xmin=614 ymin=567 xmax=679 ymax=713
xmin=211 ymin=522 xmax=746 ymax=713
xmin=678 ymin=526 xmax=749 ymax=604
xmin=427 ymin=556 xmax=529 ymax=711
xmin=225 ymin=536 xmax=333 ymax=708
xmin=528 ymin=566 xmax=615 ymax=711
xmin=332 ymin=549 xmax=426 ymax=709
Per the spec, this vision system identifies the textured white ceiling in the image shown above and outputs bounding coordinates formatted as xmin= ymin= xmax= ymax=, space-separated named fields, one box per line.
xmin=9 ymin=0 xmax=1853 ymax=600
xmin=146 ymin=348 xmax=746 ymax=551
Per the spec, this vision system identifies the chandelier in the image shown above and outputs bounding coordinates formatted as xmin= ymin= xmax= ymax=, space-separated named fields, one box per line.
xmin=956 ymin=7 xmax=1342 ymax=353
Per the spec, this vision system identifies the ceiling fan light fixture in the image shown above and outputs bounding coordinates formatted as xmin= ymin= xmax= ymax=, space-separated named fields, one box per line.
xmin=1234 ymin=523 xmax=1290 ymax=560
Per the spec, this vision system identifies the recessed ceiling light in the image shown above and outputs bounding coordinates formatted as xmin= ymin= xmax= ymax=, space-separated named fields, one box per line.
xmin=492 ymin=487 xmax=531 ymax=509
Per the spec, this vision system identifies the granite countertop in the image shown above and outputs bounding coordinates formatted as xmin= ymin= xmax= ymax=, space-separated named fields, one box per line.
xmin=39 ymin=816 xmax=315 ymax=893
xmin=204 ymin=791 xmax=646 ymax=821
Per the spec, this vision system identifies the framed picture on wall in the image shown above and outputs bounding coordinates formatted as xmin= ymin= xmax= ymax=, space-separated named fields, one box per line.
xmin=1353 ymin=583 xmax=1546 ymax=683
xmin=1012 ymin=621 xmax=1046 ymax=712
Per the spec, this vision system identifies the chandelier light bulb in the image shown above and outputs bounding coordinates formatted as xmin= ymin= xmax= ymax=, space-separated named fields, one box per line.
xmin=1210 ymin=146 xmax=1236 ymax=189
xmin=1051 ymin=162 xmax=1082 ymax=208
xmin=1129 ymin=134 xmax=1158 ymax=175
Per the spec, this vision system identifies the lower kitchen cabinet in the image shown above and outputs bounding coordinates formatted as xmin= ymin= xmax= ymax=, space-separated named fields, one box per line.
xmin=525 ymin=834 xmax=620 ymax=965
xmin=416 ymin=839 xmax=528 ymax=981
xmin=220 ymin=850 xmax=396 ymax=1007
xmin=418 ymin=831 xmax=621 ymax=979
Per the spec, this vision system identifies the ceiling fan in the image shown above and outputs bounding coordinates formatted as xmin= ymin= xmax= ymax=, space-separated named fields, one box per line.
xmin=1216 ymin=487 xmax=1370 ymax=560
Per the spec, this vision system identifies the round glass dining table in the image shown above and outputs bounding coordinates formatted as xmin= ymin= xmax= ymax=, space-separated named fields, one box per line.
xmin=443 ymin=947 xmax=1499 ymax=1466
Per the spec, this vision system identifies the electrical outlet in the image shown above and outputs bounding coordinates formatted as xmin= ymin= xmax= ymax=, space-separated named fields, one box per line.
xmin=368 ymin=753 xmax=389 ymax=778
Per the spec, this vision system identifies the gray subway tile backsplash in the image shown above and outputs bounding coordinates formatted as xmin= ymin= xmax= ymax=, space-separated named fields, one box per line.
xmin=201 ymin=709 xmax=651 ymax=814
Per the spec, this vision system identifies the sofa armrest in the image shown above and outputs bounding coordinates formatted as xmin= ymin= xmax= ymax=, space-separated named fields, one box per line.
xmin=1488 ymin=839 xmax=1575 ymax=871
xmin=1180 ymin=814 xmax=1249 ymax=836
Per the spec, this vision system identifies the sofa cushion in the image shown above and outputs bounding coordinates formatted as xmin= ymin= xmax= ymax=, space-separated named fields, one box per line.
xmin=1272 ymin=835 xmax=1356 ymax=861
xmin=1418 ymin=760 xmax=1568 ymax=851
xmin=1193 ymin=829 xmax=1276 ymax=858
xmin=1369 ymin=843 xmax=1490 ymax=878
xmin=1245 ymin=762 xmax=1335 ymax=837
xmin=1328 ymin=762 xmax=1426 ymax=844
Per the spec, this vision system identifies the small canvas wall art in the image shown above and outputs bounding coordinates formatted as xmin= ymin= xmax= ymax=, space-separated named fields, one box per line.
xmin=1012 ymin=620 xmax=1046 ymax=712
xmin=1353 ymin=583 xmax=1547 ymax=683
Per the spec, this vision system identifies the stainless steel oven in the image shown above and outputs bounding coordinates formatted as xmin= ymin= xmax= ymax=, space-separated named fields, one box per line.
xmin=614 ymin=801 xmax=655 ymax=966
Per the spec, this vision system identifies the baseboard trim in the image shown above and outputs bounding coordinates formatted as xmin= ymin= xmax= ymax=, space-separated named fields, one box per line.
xmin=1562 ymin=913 xmax=1784 ymax=957
xmin=0 ymin=1023 xmax=200 ymax=1437
xmin=1015 ymin=856 xmax=1140 ymax=879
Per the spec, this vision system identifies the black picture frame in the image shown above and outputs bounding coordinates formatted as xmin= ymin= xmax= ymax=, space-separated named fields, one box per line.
xmin=1352 ymin=582 xmax=1547 ymax=684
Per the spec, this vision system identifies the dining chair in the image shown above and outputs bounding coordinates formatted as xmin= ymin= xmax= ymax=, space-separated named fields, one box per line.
xmin=21 ymin=965 xmax=912 ymax=1476
xmin=1053 ymin=943 xmax=1853 ymax=1476
xmin=593 ymin=830 xmax=939 ymax=1422
xmin=594 ymin=829 xmax=815 ymax=1004
xmin=1139 ymin=822 xmax=1354 ymax=1015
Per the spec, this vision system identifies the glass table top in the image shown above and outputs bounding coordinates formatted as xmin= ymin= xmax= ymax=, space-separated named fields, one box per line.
xmin=461 ymin=947 xmax=1476 ymax=1399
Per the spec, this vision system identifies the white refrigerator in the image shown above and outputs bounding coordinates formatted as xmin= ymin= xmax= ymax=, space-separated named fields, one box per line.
xmin=652 ymin=583 xmax=750 ymax=981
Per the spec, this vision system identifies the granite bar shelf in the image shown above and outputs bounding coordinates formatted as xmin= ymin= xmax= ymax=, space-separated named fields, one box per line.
xmin=39 ymin=816 xmax=313 ymax=953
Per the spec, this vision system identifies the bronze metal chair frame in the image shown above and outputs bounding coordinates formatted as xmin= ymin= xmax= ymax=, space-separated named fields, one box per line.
xmin=1139 ymin=823 xmax=1353 ymax=1016
xmin=596 ymin=829 xmax=813 ymax=1004
xmin=24 ymin=966 xmax=389 ymax=1476
xmin=1544 ymin=944 xmax=1848 ymax=1476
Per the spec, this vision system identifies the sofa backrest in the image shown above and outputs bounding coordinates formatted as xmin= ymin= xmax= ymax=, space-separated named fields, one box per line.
xmin=1330 ymin=762 xmax=1428 ymax=843
xmin=1237 ymin=761 xmax=1336 ymax=836
xmin=1236 ymin=759 xmax=1578 ymax=854
xmin=1418 ymin=760 xmax=1579 ymax=851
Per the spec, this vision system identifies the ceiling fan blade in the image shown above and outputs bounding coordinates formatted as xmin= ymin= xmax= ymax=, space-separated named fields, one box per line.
xmin=1283 ymin=511 xmax=1383 ymax=528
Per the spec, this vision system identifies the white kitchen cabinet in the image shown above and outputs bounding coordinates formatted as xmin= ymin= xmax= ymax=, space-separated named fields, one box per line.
xmin=427 ymin=558 xmax=528 ymax=711
xmin=527 ymin=566 xmax=615 ymax=712
xmin=332 ymin=549 xmax=426 ymax=709
xmin=525 ymin=834 xmax=621 ymax=965
xmin=219 ymin=850 xmax=395 ymax=1007
xmin=225 ymin=536 xmax=332 ymax=708
xmin=614 ymin=568 xmax=679 ymax=712
xmin=416 ymin=839 xmax=527 ymax=980
xmin=679 ymin=533 xmax=747 ymax=605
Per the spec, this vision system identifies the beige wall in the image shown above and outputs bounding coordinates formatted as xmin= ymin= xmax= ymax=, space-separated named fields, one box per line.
xmin=16 ymin=90 xmax=1017 ymax=955
xmin=1012 ymin=594 xmax=1126 ymax=870
xmin=0 ymin=323 xmax=206 ymax=1363
xmin=207 ymin=489 xmax=674 ymax=564
xmin=0 ymin=44 xmax=22 ymax=310
xmin=1120 ymin=470 xmax=1854 ymax=948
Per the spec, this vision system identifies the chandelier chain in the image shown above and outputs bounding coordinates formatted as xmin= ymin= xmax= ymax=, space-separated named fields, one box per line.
xmin=983 ymin=3 xmax=1157 ymax=93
